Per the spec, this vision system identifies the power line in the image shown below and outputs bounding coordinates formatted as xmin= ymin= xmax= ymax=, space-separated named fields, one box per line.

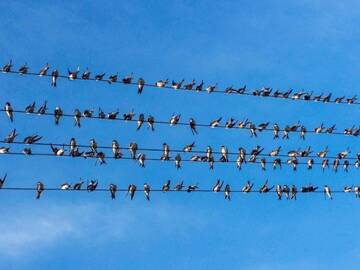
xmin=1 ymin=107 xmax=360 ymax=140
xmin=0 ymin=65 xmax=358 ymax=106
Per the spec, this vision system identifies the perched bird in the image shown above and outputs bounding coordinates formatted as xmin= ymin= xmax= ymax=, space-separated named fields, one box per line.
xmin=307 ymin=159 xmax=314 ymax=170
xmin=137 ymin=153 xmax=146 ymax=167
xmin=74 ymin=109 xmax=81 ymax=127
xmin=276 ymin=185 xmax=283 ymax=200
xmin=37 ymin=100 xmax=47 ymax=115
xmin=238 ymin=119 xmax=250 ymax=129
xmin=224 ymin=184 xmax=231 ymax=200
xmin=172 ymin=79 xmax=184 ymax=89
xmin=269 ymin=146 xmax=281 ymax=157
xmin=95 ymin=73 xmax=105 ymax=81
xmin=343 ymin=186 xmax=353 ymax=193
xmin=38 ymin=63 xmax=49 ymax=76
xmin=122 ymin=73 xmax=133 ymax=84
xmin=137 ymin=78 xmax=145 ymax=94
xmin=108 ymin=73 xmax=118 ymax=84
xmin=333 ymin=158 xmax=340 ymax=172
xmin=258 ymin=122 xmax=269 ymax=132
xmin=175 ymin=153 xmax=182 ymax=169
xmin=0 ymin=173 xmax=7 ymax=189
xmin=314 ymin=123 xmax=325 ymax=134
xmin=60 ymin=182 xmax=71 ymax=190
xmin=162 ymin=180 xmax=171 ymax=192
xmin=25 ymin=102 xmax=36 ymax=113
xmin=137 ymin=113 xmax=145 ymax=130
xmin=212 ymin=179 xmax=223 ymax=192
xmin=143 ymin=183 xmax=151 ymax=200
xmin=324 ymin=185 xmax=332 ymax=200
xmin=98 ymin=108 xmax=106 ymax=119
xmin=355 ymin=186 xmax=360 ymax=198
xmin=18 ymin=63 xmax=29 ymax=74
xmin=50 ymin=144 xmax=65 ymax=156
xmin=209 ymin=117 xmax=222 ymax=128
xmin=300 ymin=126 xmax=306 ymax=140
xmin=189 ymin=118 xmax=198 ymax=135
xmin=129 ymin=142 xmax=138 ymax=159
xmin=23 ymin=134 xmax=42 ymax=144
xmin=68 ymin=67 xmax=80 ymax=80
xmin=147 ymin=115 xmax=155 ymax=131
xmin=1 ymin=60 xmax=12 ymax=73
xmin=4 ymin=102 xmax=13 ymax=122
xmin=321 ymin=159 xmax=329 ymax=171
xmin=96 ymin=152 xmax=106 ymax=165
xmin=174 ymin=181 xmax=184 ymax=191
xmin=220 ymin=145 xmax=228 ymax=162
xmin=83 ymin=108 xmax=94 ymax=118
xmin=290 ymin=185 xmax=297 ymax=200
xmin=273 ymin=158 xmax=282 ymax=170
xmin=81 ymin=68 xmax=91 ymax=80
xmin=282 ymin=185 xmax=290 ymax=199
xmin=249 ymin=123 xmax=257 ymax=137
xmin=195 ymin=80 xmax=204 ymax=92
xmin=225 ymin=118 xmax=237 ymax=129
xmin=155 ymin=79 xmax=168 ymax=88
xmin=242 ymin=181 xmax=254 ymax=193
xmin=89 ymin=139 xmax=97 ymax=153
xmin=183 ymin=142 xmax=195 ymax=152
xmin=260 ymin=158 xmax=266 ymax=170
xmin=109 ymin=184 xmax=117 ymax=199
xmin=51 ymin=69 xmax=59 ymax=87
xmin=317 ymin=147 xmax=329 ymax=158
xmin=206 ymin=83 xmax=217 ymax=93
xmin=187 ymin=184 xmax=198 ymax=192
xmin=160 ymin=143 xmax=170 ymax=161
xmin=73 ymin=179 xmax=84 ymax=190
xmin=259 ymin=180 xmax=274 ymax=193
xmin=69 ymin=138 xmax=79 ymax=157
xmin=54 ymin=106 xmax=63 ymax=125
xmin=107 ymin=110 xmax=119 ymax=120
xmin=127 ymin=184 xmax=137 ymax=200
xmin=273 ymin=123 xmax=280 ymax=139
xmin=184 ymin=80 xmax=195 ymax=90
xmin=169 ymin=114 xmax=181 ymax=126
xmin=4 ymin=129 xmax=18 ymax=143
xmin=0 ymin=147 xmax=10 ymax=154
xmin=36 ymin=181 xmax=44 ymax=199
xmin=22 ymin=148 xmax=32 ymax=155
xmin=87 ymin=180 xmax=98 ymax=192
xmin=112 ymin=140 xmax=122 ymax=159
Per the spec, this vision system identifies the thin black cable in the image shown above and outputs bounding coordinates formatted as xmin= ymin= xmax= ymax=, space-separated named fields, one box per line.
xmin=1 ymin=139 xmax=358 ymax=160
xmin=0 ymin=107 xmax=359 ymax=139
xmin=1 ymin=68 xmax=359 ymax=106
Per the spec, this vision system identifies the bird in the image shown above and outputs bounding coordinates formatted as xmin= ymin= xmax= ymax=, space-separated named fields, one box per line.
xmin=258 ymin=122 xmax=269 ymax=132
xmin=272 ymin=158 xmax=282 ymax=170
xmin=68 ymin=67 xmax=80 ymax=80
xmin=174 ymin=181 xmax=184 ymax=191
xmin=225 ymin=118 xmax=237 ymax=129
xmin=0 ymin=173 xmax=7 ymax=189
xmin=321 ymin=159 xmax=329 ymax=171
xmin=269 ymin=146 xmax=281 ymax=157
xmin=73 ymin=179 xmax=84 ymax=190
xmin=189 ymin=118 xmax=197 ymax=135
xmin=212 ymin=179 xmax=223 ymax=192
xmin=129 ymin=142 xmax=138 ymax=159
xmin=109 ymin=184 xmax=117 ymax=199
xmin=37 ymin=100 xmax=47 ymax=115
xmin=83 ymin=108 xmax=94 ymax=118
xmin=38 ymin=63 xmax=49 ymax=76
xmin=291 ymin=185 xmax=297 ymax=200
xmin=108 ymin=73 xmax=118 ymax=84
xmin=23 ymin=134 xmax=42 ymax=144
xmin=259 ymin=180 xmax=274 ymax=193
xmin=0 ymin=147 xmax=10 ymax=154
xmin=137 ymin=78 xmax=145 ymax=94
xmin=95 ymin=73 xmax=105 ymax=81
xmin=220 ymin=145 xmax=228 ymax=162
xmin=4 ymin=102 xmax=13 ymax=122
xmin=249 ymin=123 xmax=257 ymax=137
xmin=300 ymin=126 xmax=306 ymax=140
xmin=324 ymin=185 xmax=332 ymax=200
xmin=60 ymin=182 xmax=71 ymax=190
xmin=169 ymin=114 xmax=181 ymax=126
xmin=4 ymin=129 xmax=18 ymax=143
xmin=36 ymin=181 xmax=44 ymax=199
xmin=162 ymin=180 xmax=171 ymax=192
xmin=333 ymin=158 xmax=340 ymax=172
xmin=107 ymin=110 xmax=119 ymax=120
xmin=317 ymin=147 xmax=329 ymax=158
xmin=206 ymin=83 xmax=217 ymax=93
xmin=355 ymin=186 xmax=360 ymax=198
xmin=224 ymin=184 xmax=231 ymax=200
xmin=237 ymin=85 xmax=246 ymax=94
xmin=18 ymin=63 xmax=29 ymax=74
xmin=74 ymin=109 xmax=81 ymax=127
xmin=343 ymin=186 xmax=353 ymax=193
xmin=183 ymin=142 xmax=195 ymax=152
xmin=282 ymin=185 xmax=290 ymax=199
xmin=160 ymin=143 xmax=170 ymax=161
xmin=25 ymin=102 xmax=36 ymax=113
xmin=209 ymin=117 xmax=222 ymax=128
xmin=81 ymin=68 xmax=91 ymax=80
xmin=98 ymin=108 xmax=106 ymax=119
xmin=137 ymin=114 xmax=145 ymax=130
xmin=273 ymin=123 xmax=280 ymax=139
xmin=147 ymin=115 xmax=155 ymax=131
xmin=50 ymin=144 xmax=65 ymax=156
xmin=89 ymin=139 xmax=97 ymax=153
xmin=22 ymin=148 xmax=31 ymax=155
xmin=122 ymin=73 xmax=133 ymax=84
xmin=51 ymin=69 xmax=59 ymax=87
xmin=96 ymin=152 xmax=106 ymax=165
xmin=196 ymin=80 xmax=204 ymax=92
xmin=172 ymin=79 xmax=184 ymax=89
xmin=1 ymin=60 xmax=12 ymax=73
xmin=54 ymin=107 xmax=63 ymax=125
xmin=127 ymin=184 xmax=136 ymax=200
xmin=238 ymin=119 xmax=250 ymax=129
xmin=307 ymin=159 xmax=314 ymax=170
xmin=276 ymin=185 xmax=283 ymax=200
xmin=87 ymin=180 xmax=98 ymax=192
xmin=155 ymin=79 xmax=168 ymax=88
xmin=143 ymin=183 xmax=151 ymax=201
xmin=242 ymin=181 xmax=253 ymax=193
xmin=175 ymin=154 xmax=182 ymax=169
xmin=112 ymin=140 xmax=122 ymax=159
xmin=260 ymin=158 xmax=266 ymax=170
xmin=187 ymin=184 xmax=198 ymax=192
xmin=184 ymin=80 xmax=195 ymax=90
xmin=314 ymin=123 xmax=325 ymax=134
xmin=137 ymin=153 xmax=146 ymax=167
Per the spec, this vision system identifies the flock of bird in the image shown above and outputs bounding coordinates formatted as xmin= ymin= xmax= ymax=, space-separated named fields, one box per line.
xmin=1 ymin=60 xmax=358 ymax=105
xmin=0 ymin=174 xmax=358 ymax=200
xmin=0 ymin=133 xmax=359 ymax=171
xmin=3 ymin=101 xmax=360 ymax=139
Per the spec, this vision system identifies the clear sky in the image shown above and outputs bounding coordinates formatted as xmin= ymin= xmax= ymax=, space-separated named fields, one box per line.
xmin=0 ymin=1 xmax=360 ymax=269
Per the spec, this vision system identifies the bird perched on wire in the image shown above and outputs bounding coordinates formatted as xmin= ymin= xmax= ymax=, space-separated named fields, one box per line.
xmin=95 ymin=73 xmax=105 ymax=81
xmin=81 ymin=68 xmax=91 ymax=80
xmin=209 ymin=117 xmax=222 ymax=128
xmin=212 ymin=179 xmax=223 ymax=192
xmin=54 ymin=106 xmax=63 ymax=125
xmin=36 ymin=181 xmax=44 ymax=199
xmin=183 ymin=142 xmax=195 ymax=152
xmin=143 ymin=183 xmax=151 ymax=201
xmin=0 ymin=147 xmax=10 ymax=154
xmin=4 ymin=102 xmax=13 ymax=122
xmin=112 ymin=140 xmax=122 ymax=159
xmin=137 ymin=113 xmax=145 ymax=130
xmin=87 ymin=180 xmax=98 ymax=192
xmin=169 ymin=114 xmax=181 ymax=126
xmin=175 ymin=154 xmax=181 ymax=169
xmin=73 ymin=179 xmax=84 ymax=190
xmin=259 ymin=180 xmax=274 ymax=193
xmin=172 ymin=79 xmax=184 ymax=90
xmin=137 ymin=78 xmax=145 ymax=94
xmin=23 ymin=134 xmax=42 ymax=144
xmin=0 ymin=173 xmax=7 ymax=189
xmin=206 ymin=83 xmax=217 ymax=93
xmin=220 ymin=146 xmax=229 ymax=162
xmin=37 ymin=100 xmax=47 ymax=115
xmin=155 ymin=79 xmax=168 ymax=88
xmin=25 ymin=101 xmax=36 ymax=114
xmin=161 ymin=143 xmax=170 ymax=161
xmin=108 ymin=73 xmax=118 ymax=84
xmin=51 ymin=69 xmax=59 ymax=87
xmin=276 ymin=185 xmax=283 ymax=200
xmin=1 ymin=60 xmax=12 ymax=72
xmin=147 ymin=115 xmax=155 ymax=131
xmin=18 ymin=63 xmax=29 ymax=74
xmin=4 ymin=129 xmax=18 ymax=143
xmin=162 ymin=180 xmax=171 ymax=192
xmin=122 ymin=73 xmax=133 ymax=84
xmin=324 ymin=185 xmax=332 ymax=200
xmin=60 ymin=182 xmax=71 ymax=190
xmin=224 ymin=184 xmax=231 ymax=200
xmin=109 ymin=183 xmax=117 ymax=199
xmin=290 ymin=185 xmax=297 ymax=200
xmin=74 ymin=109 xmax=81 ymax=127
xmin=127 ymin=184 xmax=136 ymax=200
xmin=189 ymin=118 xmax=197 ymax=135
xmin=68 ymin=67 xmax=80 ymax=80
xmin=39 ymin=63 xmax=49 ymax=76
xmin=242 ymin=181 xmax=254 ymax=193
xmin=174 ymin=181 xmax=184 ymax=191
xmin=137 ymin=153 xmax=146 ymax=167
xmin=187 ymin=184 xmax=198 ymax=192
xmin=50 ymin=144 xmax=65 ymax=156
xmin=129 ymin=142 xmax=138 ymax=159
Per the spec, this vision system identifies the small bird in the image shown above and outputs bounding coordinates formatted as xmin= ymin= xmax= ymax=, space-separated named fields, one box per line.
xmin=212 ymin=179 xmax=223 ymax=192
xmin=112 ymin=140 xmax=122 ymax=159
xmin=324 ymin=185 xmax=332 ymax=200
xmin=300 ymin=126 xmax=307 ymax=140
xmin=195 ymin=80 xmax=204 ymax=92
xmin=89 ymin=139 xmax=97 ymax=153
xmin=143 ymin=183 xmax=151 ymax=200
xmin=314 ymin=123 xmax=325 ymax=134
xmin=174 ymin=181 xmax=184 ymax=191
xmin=237 ymin=85 xmax=246 ymax=94
xmin=54 ymin=106 xmax=63 ymax=125
xmin=18 ymin=63 xmax=29 ymax=74
xmin=4 ymin=129 xmax=18 ymax=143
xmin=83 ymin=108 xmax=94 ymax=118
xmin=74 ymin=109 xmax=81 ymax=127
xmin=189 ymin=118 xmax=197 ymax=135
xmin=37 ymin=100 xmax=47 ymax=115
xmin=38 ymin=63 xmax=49 ymax=76
xmin=109 ymin=183 xmax=117 ymax=199
xmin=68 ymin=67 xmax=80 ymax=80
xmin=307 ymin=159 xmax=314 ymax=170
xmin=60 ymin=182 xmax=71 ymax=190
xmin=51 ymin=69 xmax=59 ymax=87
xmin=137 ymin=113 xmax=145 ymax=130
xmin=81 ymin=68 xmax=91 ymax=80
xmin=259 ymin=180 xmax=274 ymax=193
xmin=238 ymin=119 xmax=250 ymax=129
xmin=169 ymin=114 xmax=181 ymax=126
xmin=220 ymin=145 xmax=228 ymax=162
xmin=209 ymin=117 xmax=222 ymax=128
xmin=108 ymin=73 xmax=118 ymax=84
xmin=161 ymin=143 xmax=170 ymax=161
xmin=155 ymin=79 xmax=168 ymax=88
xmin=269 ymin=146 xmax=281 ymax=157
xmin=147 ymin=115 xmax=155 ymax=131
xmin=25 ymin=102 xmax=36 ymax=113
xmin=225 ymin=118 xmax=237 ymax=129
xmin=127 ymin=184 xmax=136 ymax=200
xmin=317 ymin=147 xmax=329 ymax=158
xmin=290 ymin=185 xmax=297 ymax=200
xmin=273 ymin=158 xmax=282 ymax=170
xmin=276 ymin=185 xmax=283 ymax=200
xmin=184 ymin=80 xmax=195 ymax=90
xmin=206 ymin=83 xmax=217 ymax=93
xmin=258 ymin=122 xmax=269 ymax=132
xmin=0 ymin=173 xmax=7 ymax=189
xmin=36 ymin=181 xmax=44 ymax=199
xmin=1 ymin=60 xmax=12 ymax=73
xmin=242 ymin=181 xmax=253 ymax=193
xmin=96 ymin=152 xmax=106 ymax=165
xmin=22 ymin=148 xmax=32 ymax=155
xmin=333 ymin=158 xmax=340 ymax=172
xmin=224 ymin=184 xmax=231 ymax=200
xmin=0 ymin=147 xmax=10 ymax=154
xmin=343 ymin=186 xmax=353 ymax=193
xmin=122 ymin=73 xmax=133 ymax=84
xmin=107 ymin=110 xmax=119 ymax=120
xmin=50 ymin=144 xmax=65 ymax=156
xmin=249 ymin=123 xmax=257 ymax=137
xmin=137 ymin=153 xmax=146 ymax=167
xmin=321 ymin=159 xmax=329 ymax=171
xmin=23 ymin=134 xmax=42 ymax=144
xmin=183 ymin=142 xmax=195 ymax=152
xmin=98 ymin=108 xmax=106 ymax=119
xmin=162 ymin=180 xmax=171 ymax=192
xmin=343 ymin=160 xmax=350 ymax=172
xmin=273 ymin=123 xmax=280 ymax=139
xmin=73 ymin=179 xmax=84 ymax=190
xmin=4 ymin=102 xmax=13 ymax=122
xmin=87 ymin=180 xmax=98 ymax=192
xmin=260 ymin=158 xmax=266 ymax=170
xmin=355 ymin=186 xmax=360 ymax=198
xmin=172 ymin=79 xmax=184 ymax=89
xmin=95 ymin=73 xmax=105 ymax=81
xmin=282 ymin=185 xmax=290 ymax=199
xmin=137 ymin=78 xmax=145 ymax=94
xmin=175 ymin=153 xmax=181 ymax=169
xmin=129 ymin=142 xmax=138 ymax=159
xmin=187 ymin=184 xmax=198 ymax=192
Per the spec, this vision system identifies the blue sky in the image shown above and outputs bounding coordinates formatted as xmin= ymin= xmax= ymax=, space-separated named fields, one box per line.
xmin=0 ymin=0 xmax=360 ymax=269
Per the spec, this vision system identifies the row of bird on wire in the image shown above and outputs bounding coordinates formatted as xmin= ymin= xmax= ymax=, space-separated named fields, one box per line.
xmin=0 ymin=134 xmax=359 ymax=172
xmin=0 ymin=174 xmax=357 ymax=200
xmin=3 ymin=101 xmax=360 ymax=138
xmin=1 ymin=60 xmax=357 ymax=105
